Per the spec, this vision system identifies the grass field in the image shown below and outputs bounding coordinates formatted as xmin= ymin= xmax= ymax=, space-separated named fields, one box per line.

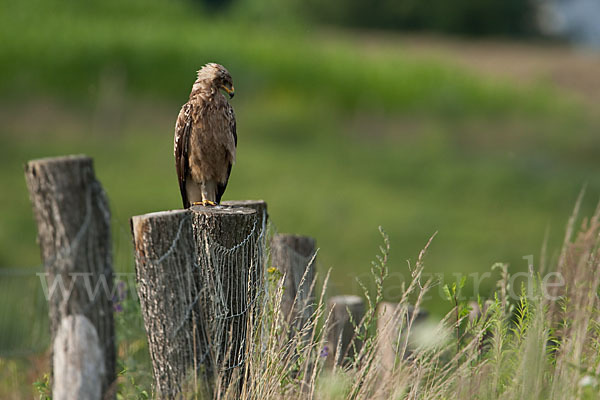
xmin=2 ymin=2 xmax=600 ymax=392
xmin=3 ymin=0 xmax=600 ymax=288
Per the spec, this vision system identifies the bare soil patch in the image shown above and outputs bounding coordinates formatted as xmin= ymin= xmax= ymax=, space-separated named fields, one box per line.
xmin=361 ymin=32 xmax=600 ymax=109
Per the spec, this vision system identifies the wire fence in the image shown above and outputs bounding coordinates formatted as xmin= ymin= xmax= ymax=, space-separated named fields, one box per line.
xmin=0 ymin=267 xmax=50 ymax=357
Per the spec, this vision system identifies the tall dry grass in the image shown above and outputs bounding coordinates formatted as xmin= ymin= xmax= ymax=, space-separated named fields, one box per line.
xmin=156 ymin=199 xmax=600 ymax=399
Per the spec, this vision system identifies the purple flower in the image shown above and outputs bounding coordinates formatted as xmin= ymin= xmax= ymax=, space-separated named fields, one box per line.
xmin=112 ymin=281 xmax=127 ymax=313
xmin=320 ymin=346 xmax=329 ymax=358
xmin=116 ymin=281 xmax=127 ymax=301
xmin=113 ymin=302 xmax=123 ymax=313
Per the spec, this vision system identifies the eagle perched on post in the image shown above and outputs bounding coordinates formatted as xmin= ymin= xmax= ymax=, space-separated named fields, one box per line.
xmin=174 ymin=63 xmax=237 ymax=208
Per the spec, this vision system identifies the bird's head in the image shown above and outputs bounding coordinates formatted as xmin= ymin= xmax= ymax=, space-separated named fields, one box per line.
xmin=197 ymin=63 xmax=235 ymax=99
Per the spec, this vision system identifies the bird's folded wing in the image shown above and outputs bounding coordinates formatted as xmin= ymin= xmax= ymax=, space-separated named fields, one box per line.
xmin=174 ymin=102 xmax=192 ymax=208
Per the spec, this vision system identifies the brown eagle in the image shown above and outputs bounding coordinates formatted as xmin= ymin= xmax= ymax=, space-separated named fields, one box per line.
xmin=174 ymin=63 xmax=237 ymax=208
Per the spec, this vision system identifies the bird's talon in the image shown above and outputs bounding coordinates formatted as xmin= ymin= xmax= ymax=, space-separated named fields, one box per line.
xmin=191 ymin=200 xmax=217 ymax=207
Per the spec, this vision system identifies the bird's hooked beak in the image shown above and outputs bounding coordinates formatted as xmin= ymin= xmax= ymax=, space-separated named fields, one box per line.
xmin=222 ymin=85 xmax=235 ymax=99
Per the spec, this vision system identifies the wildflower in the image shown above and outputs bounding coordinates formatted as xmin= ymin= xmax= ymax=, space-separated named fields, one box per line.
xmin=116 ymin=281 xmax=127 ymax=301
xmin=112 ymin=281 xmax=127 ymax=313
xmin=320 ymin=346 xmax=329 ymax=358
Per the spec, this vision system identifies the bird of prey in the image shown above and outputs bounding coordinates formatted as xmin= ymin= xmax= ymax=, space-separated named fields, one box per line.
xmin=174 ymin=63 xmax=237 ymax=208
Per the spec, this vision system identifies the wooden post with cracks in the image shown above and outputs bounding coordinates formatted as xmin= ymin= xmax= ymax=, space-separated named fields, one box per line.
xmin=131 ymin=204 xmax=263 ymax=398
xmin=25 ymin=155 xmax=116 ymax=400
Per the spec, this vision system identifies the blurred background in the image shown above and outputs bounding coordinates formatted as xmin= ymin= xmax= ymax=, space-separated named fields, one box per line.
xmin=1 ymin=0 xmax=600 ymax=395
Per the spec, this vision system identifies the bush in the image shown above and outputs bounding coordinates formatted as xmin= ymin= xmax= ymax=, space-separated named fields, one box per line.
xmin=300 ymin=0 xmax=537 ymax=37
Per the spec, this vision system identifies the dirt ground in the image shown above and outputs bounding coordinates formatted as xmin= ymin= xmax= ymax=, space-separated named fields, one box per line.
xmin=351 ymin=31 xmax=600 ymax=110
xmin=409 ymin=36 xmax=600 ymax=106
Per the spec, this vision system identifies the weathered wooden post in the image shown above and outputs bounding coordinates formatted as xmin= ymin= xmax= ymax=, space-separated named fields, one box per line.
xmin=377 ymin=302 xmax=428 ymax=374
xmin=326 ymin=295 xmax=365 ymax=367
xmin=131 ymin=204 xmax=263 ymax=397
xmin=270 ymin=234 xmax=317 ymax=337
xmin=25 ymin=155 xmax=116 ymax=400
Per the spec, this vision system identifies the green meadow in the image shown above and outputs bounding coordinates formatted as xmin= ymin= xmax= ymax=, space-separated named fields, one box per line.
xmin=2 ymin=0 xmax=600 ymax=335
xmin=3 ymin=0 xmax=600 ymax=397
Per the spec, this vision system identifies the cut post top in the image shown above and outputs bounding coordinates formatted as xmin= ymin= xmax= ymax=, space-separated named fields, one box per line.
xmin=130 ymin=205 xmax=258 ymax=227
xmin=190 ymin=204 xmax=256 ymax=215
xmin=221 ymin=200 xmax=266 ymax=208
xmin=26 ymin=154 xmax=92 ymax=168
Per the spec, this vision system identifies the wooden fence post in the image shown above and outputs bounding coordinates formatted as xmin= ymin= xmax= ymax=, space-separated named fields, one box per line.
xmin=131 ymin=205 xmax=262 ymax=397
xmin=376 ymin=302 xmax=428 ymax=374
xmin=270 ymin=234 xmax=317 ymax=337
xmin=25 ymin=155 xmax=116 ymax=400
xmin=326 ymin=295 xmax=365 ymax=367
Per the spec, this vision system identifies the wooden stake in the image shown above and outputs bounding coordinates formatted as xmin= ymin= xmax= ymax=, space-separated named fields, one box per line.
xmin=25 ymin=155 xmax=115 ymax=400
xmin=326 ymin=295 xmax=365 ymax=367
xmin=131 ymin=205 xmax=261 ymax=397
xmin=270 ymin=234 xmax=316 ymax=336
xmin=377 ymin=301 xmax=428 ymax=374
